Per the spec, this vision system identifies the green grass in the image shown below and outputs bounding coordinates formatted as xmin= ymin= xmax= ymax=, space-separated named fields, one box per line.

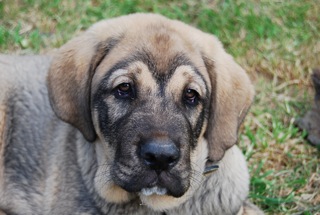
xmin=240 ymin=79 xmax=319 ymax=214
xmin=1 ymin=0 xmax=320 ymax=214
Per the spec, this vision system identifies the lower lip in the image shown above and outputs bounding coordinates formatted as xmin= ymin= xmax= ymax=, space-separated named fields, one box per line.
xmin=140 ymin=186 xmax=168 ymax=196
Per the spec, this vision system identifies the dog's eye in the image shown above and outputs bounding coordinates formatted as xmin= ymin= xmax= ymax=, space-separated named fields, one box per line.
xmin=184 ymin=89 xmax=199 ymax=106
xmin=114 ymin=83 xmax=135 ymax=99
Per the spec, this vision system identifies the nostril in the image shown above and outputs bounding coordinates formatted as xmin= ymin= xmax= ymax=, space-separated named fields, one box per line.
xmin=139 ymin=140 xmax=180 ymax=171
xmin=167 ymin=154 xmax=179 ymax=165
xmin=143 ymin=152 xmax=157 ymax=165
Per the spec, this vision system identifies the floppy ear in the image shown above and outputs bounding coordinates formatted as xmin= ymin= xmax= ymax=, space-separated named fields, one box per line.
xmin=47 ymin=31 xmax=117 ymax=142
xmin=202 ymin=37 xmax=254 ymax=162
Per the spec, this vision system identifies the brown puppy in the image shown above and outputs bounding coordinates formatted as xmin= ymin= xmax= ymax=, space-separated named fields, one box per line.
xmin=0 ymin=14 xmax=263 ymax=214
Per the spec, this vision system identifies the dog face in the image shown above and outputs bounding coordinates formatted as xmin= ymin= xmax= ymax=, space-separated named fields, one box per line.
xmin=47 ymin=14 xmax=254 ymax=210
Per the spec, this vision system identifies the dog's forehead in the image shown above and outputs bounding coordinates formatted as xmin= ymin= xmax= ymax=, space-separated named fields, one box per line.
xmin=92 ymin=16 xmax=210 ymax=92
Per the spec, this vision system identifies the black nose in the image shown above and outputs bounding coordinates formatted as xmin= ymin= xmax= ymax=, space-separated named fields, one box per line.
xmin=139 ymin=139 xmax=180 ymax=172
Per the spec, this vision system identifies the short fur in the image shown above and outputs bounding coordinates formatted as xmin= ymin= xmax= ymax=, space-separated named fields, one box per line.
xmin=0 ymin=14 xmax=263 ymax=214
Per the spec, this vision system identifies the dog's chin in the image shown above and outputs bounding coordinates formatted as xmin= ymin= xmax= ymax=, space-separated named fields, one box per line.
xmin=95 ymin=182 xmax=190 ymax=211
xmin=138 ymin=179 xmax=205 ymax=211
xmin=138 ymin=187 xmax=191 ymax=211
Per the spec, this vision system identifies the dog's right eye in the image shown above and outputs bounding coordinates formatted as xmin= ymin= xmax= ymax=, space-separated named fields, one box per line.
xmin=114 ymin=83 xmax=135 ymax=100
xmin=183 ymin=88 xmax=199 ymax=106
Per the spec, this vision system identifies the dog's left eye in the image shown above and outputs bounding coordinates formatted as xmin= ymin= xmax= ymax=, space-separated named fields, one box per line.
xmin=184 ymin=89 xmax=199 ymax=106
xmin=114 ymin=83 xmax=135 ymax=99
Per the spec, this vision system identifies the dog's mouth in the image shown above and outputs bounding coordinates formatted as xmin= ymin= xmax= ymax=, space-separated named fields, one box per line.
xmin=113 ymin=167 xmax=188 ymax=198
xmin=140 ymin=186 xmax=168 ymax=196
xmin=136 ymin=164 xmax=219 ymax=197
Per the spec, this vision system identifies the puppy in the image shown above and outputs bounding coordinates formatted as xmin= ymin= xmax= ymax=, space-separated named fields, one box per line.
xmin=0 ymin=13 xmax=263 ymax=214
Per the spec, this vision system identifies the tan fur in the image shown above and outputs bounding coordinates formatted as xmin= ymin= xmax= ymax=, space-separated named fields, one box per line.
xmin=48 ymin=13 xmax=254 ymax=162
xmin=0 ymin=13 xmax=262 ymax=215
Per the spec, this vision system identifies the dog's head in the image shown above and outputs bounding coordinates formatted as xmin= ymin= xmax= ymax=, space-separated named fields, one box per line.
xmin=47 ymin=13 xmax=254 ymax=211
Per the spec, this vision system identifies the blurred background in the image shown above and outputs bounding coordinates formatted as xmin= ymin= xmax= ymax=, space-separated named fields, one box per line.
xmin=1 ymin=0 xmax=319 ymax=214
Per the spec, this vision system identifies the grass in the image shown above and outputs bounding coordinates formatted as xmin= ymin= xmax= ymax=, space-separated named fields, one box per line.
xmin=241 ymin=80 xmax=319 ymax=214
xmin=1 ymin=0 xmax=320 ymax=214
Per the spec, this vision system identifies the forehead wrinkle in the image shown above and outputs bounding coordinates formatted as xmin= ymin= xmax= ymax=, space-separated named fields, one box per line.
xmin=131 ymin=61 xmax=157 ymax=93
xmin=94 ymin=58 xmax=132 ymax=93
xmin=93 ymin=49 xmax=205 ymax=99
xmin=132 ymin=50 xmax=191 ymax=78
xmin=134 ymin=51 xmax=196 ymax=96
xmin=167 ymin=65 xmax=208 ymax=98
xmin=93 ymin=51 xmax=153 ymax=93
xmin=97 ymin=62 xmax=158 ymax=102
